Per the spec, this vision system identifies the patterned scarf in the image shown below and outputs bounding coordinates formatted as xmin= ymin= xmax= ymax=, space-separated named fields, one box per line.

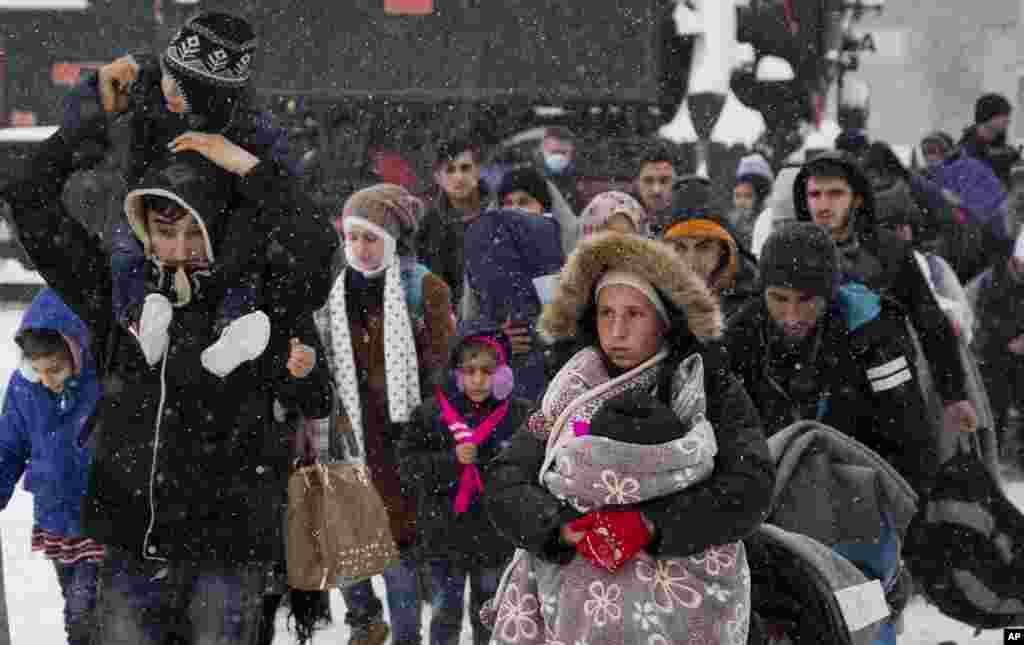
xmin=536 ymin=346 xmax=668 ymax=481
xmin=437 ymin=390 xmax=509 ymax=513
xmin=328 ymin=257 xmax=421 ymax=449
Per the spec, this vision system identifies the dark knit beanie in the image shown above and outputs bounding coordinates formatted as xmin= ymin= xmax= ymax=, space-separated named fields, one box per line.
xmin=975 ymin=93 xmax=1012 ymax=125
xmin=498 ymin=167 xmax=553 ymax=212
xmin=759 ymin=222 xmax=838 ymax=301
xmin=162 ymin=12 xmax=257 ymax=123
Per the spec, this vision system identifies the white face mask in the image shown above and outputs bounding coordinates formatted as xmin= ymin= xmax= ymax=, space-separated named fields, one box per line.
xmin=544 ymin=152 xmax=571 ymax=175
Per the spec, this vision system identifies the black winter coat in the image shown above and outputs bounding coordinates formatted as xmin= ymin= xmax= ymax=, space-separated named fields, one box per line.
xmin=1 ymin=127 xmax=333 ymax=564
xmin=415 ymin=185 xmax=492 ymax=304
xmin=793 ymin=152 xmax=968 ymax=405
xmin=397 ymin=394 xmax=532 ymax=567
xmin=484 ymin=343 xmax=774 ymax=563
xmin=726 ymin=288 xmax=939 ymax=492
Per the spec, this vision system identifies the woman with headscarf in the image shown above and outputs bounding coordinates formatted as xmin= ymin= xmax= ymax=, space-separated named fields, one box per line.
xmin=482 ymin=232 xmax=774 ymax=645
xmin=579 ymin=191 xmax=646 ymax=237
xmin=318 ymin=183 xmax=454 ymax=645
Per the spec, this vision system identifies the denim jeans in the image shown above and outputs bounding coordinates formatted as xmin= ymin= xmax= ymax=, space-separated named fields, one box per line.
xmin=342 ymin=556 xmax=422 ymax=645
xmin=52 ymin=559 xmax=100 ymax=645
xmin=91 ymin=550 xmax=269 ymax=645
xmin=427 ymin=560 xmax=501 ymax=645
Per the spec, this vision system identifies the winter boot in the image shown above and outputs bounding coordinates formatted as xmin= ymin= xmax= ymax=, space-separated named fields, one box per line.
xmin=200 ymin=310 xmax=271 ymax=378
xmin=348 ymin=620 xmax=390 ymax=645
xmin=135 ymin=293 xmax=174 ymax=366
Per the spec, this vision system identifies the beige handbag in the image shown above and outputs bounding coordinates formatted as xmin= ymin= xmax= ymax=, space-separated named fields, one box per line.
xmin=286 ymin=422 xmax=400 ymax=590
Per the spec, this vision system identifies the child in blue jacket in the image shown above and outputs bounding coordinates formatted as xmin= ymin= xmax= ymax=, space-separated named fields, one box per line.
xmin=0 ymin=289 xmax=103 ymax=645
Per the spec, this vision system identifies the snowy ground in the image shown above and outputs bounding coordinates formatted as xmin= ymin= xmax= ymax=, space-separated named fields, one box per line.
xmin=0 ymin=300 xmax=1017 ymax=644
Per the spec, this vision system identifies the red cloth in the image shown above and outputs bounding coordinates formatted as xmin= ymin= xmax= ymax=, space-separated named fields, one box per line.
xmin=569 ymin=510 xmax=652 ymax=572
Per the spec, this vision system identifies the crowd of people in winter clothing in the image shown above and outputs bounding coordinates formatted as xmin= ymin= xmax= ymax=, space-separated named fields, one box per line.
xmin=0 ymin=8 xmax=1022 ymax=645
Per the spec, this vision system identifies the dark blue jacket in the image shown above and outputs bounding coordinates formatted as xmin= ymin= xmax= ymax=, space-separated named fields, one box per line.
xmin=396 ymin=322 xmax=532 ymax=566
xmin=463 ymin=209 xmax=565 ymax=402
xmin=0 ymin=289 xmax=101 ymax=537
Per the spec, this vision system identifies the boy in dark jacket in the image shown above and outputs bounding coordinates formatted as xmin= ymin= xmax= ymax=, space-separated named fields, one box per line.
xmin=0 ymin=289 xmax=104 ymax=645
xmin=397 ymin=322 xmax=532 ymax=645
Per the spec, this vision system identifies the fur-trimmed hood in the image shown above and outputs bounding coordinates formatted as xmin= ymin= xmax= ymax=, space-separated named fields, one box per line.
xmin=538 ymin=232 xmax=722 ymax=344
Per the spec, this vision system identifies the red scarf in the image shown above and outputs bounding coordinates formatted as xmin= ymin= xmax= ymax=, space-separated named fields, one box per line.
xmin=437 ymin=389 xmax=509 ymax=513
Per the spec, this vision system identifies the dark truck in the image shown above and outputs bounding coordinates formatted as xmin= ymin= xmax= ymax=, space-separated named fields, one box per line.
xmin=0 ymin=1 xmax=879 ymax=217
xmin=234 ymin=0 xmax=693 ymax=206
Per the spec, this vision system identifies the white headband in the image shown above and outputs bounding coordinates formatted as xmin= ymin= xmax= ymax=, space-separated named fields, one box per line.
xmin=595 ymin=270 xmax=670 ymax=323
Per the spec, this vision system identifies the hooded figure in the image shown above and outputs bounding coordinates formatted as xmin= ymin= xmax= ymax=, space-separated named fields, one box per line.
xmin=120 ymin=151 xmax=283 ymax=378
xmin=0 ymin=289 xmax=104 ymax=645
xmin=730 ymin=154 xmax=774 ymax=250
xmin=463 ymin=207 xmax=565 ymax=402
xmin=396 ymin=320 xmax=533 ymax=645
xmin=3 ymin=289 xmax=101 ymax=543
xmin=122 ymin=151 xmax=232 ymax=308
xmin=484 ymin=232 xmax=774 ymax=645
xmin=792 ymin=151 xmax=976 ymax=434
xmin=579 ymin=191 xmax=645 ymax=237
xmin=862 ymin=143 xmax=926 ymax=243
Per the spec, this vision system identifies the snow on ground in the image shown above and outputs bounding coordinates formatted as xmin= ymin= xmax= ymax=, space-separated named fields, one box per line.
xmin=0 ymin=300 xmax=1017 ymax=643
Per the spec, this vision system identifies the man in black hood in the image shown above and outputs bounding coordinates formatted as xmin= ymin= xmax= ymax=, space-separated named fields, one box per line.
xmin=792 ymin=151 xmax=979 ymax=438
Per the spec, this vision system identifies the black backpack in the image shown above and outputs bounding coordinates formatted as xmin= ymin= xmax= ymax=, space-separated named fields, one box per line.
xmin=904 ymin=434 xmax=1024 ymax=630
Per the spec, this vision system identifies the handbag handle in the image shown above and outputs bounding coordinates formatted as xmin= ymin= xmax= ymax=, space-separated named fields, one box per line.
xmin=332 ymin=416 xmax=363 ymax=462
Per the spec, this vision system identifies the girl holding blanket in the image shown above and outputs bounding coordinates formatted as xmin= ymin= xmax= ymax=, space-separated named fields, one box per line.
xmin=483 ymin=232 xmax=775 ymax=645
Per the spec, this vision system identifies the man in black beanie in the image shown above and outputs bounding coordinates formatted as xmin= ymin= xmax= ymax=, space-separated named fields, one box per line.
xmin=726 ymin=222 xmax=932 ymax=643
xmin=959 ymin=92 xmax=1020 ymax=188
xmin=726 ymin=223 xmax=937 ymax=494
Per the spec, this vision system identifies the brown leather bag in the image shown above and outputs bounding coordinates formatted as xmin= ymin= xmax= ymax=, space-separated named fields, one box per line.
xmin=286 ymin=422 xmax=400 ymax=590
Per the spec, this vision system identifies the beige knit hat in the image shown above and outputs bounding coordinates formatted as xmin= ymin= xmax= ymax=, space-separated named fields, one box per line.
xmin=342 ymin=183 xmax=424 ymax=254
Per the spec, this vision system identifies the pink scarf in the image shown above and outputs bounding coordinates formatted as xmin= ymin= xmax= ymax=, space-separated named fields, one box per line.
xmin=437 ymin=389 xmax=509 ymax=513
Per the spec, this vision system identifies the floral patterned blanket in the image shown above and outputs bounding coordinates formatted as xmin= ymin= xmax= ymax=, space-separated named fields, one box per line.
xmin=482 ymin=348 xmax=750 ymax=645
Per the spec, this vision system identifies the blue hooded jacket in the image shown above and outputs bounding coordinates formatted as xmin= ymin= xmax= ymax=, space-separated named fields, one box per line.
xmin=0 ymin=289 xmax=101 ymax=537
xmin=463 ymin=208 xmax=565 ymax=402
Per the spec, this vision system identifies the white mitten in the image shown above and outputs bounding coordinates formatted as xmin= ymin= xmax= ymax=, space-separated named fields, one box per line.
xmin=135 ymin=293 xmax=174 ymax=366
xmin=200 ymin=311 xmax=271 ymax=378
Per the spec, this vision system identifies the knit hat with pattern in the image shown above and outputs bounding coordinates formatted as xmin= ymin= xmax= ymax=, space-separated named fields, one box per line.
xmin=162 ymin=12 xmax=257 ymax=124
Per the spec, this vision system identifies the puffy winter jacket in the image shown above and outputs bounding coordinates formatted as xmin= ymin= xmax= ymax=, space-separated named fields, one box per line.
xmin=1 ymin=124 xmax=333 ymax=564
xmin=0 ymin=289 xmax=101 ymax=537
